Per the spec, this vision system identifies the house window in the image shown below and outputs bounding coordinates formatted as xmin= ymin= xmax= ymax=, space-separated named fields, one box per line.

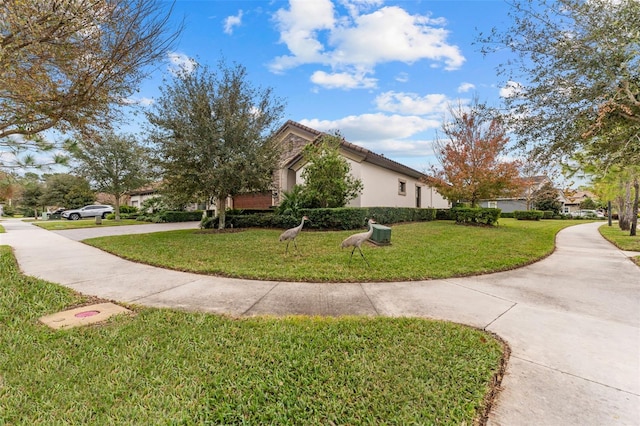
xmin=488 ymin=201 xmax=498 ymax=208
xmin=132 ymin=200 xmax=138 ymax=207
xmin=398 ymin=179 xmax=407 ymax=196
xmin=416 ymin=185 xmax=421 ymax=208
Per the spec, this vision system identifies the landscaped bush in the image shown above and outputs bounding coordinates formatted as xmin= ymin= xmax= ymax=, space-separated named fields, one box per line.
xmin=513 ymin=210 xmax=544 ymax=221
xmin=450 ymin=207 xmax=501 ymax=226
xmin=542 ymin=210 xmax=554 ymax=219
xmin=1 ymin=205 xmax=15 ymax=217
xmin=499 ymin=212 xmax=514 ymax=218
xmin=200 ymin=207 xmax=438 ymax=230
xmin=436 ymin=208 xmax=451 ymax=220
xmin=159 ymin=210 xmax=204 ymax=222
xmin=119 ymin=205 xmax=139 ymax=214
xmin=106 ymin=213 xmax=140 ymax=220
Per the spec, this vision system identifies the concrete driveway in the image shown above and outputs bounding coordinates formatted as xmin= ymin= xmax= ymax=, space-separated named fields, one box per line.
xmin=1 ymin=219 xmax=638 ymax=425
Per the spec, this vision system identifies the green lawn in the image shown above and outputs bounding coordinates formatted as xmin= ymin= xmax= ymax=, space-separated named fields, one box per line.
xmin=599 ymin=223 xmax=640 ymax=265
xmin=86 ymin=218 xmax=578 ymax=282
xmin=33 ymin=218 xmax=147 ymax=231
xmin=0 ymin=246 xmax=506 ymax=424
xmin=0 ymin=224 xmax=4 ymax=233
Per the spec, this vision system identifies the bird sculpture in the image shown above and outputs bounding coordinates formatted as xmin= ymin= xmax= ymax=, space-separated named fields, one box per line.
xmin=341 ymin=218 xmax=376 ymax=266
xmin=279 ymin=215 xmax=309 ymax=254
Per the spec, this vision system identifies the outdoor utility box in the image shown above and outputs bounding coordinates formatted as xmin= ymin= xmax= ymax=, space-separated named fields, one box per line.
xmin=369 ymin=224 xmax=391 ymax=246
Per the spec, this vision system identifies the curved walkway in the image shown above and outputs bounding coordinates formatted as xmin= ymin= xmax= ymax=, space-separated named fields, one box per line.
xmin=1 ymin=219 xmax=639 ymax=425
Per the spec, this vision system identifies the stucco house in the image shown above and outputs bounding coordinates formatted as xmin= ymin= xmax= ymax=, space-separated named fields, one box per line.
xmin=233 ymin=120 xmax=449 ymax=210
xmin=130 ymin=120 xmax=449 ymax=212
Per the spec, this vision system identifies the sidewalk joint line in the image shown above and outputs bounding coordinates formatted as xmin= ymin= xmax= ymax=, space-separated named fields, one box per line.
xmin=240 ymin=281 xmax=281 ymax=316
xmin=449 ymin=279 xmax=518 ymax=304
xmin=511 ymin=355 xmax=640 ymax=397
xmin=360 ymin=283 xmax=380 ymax=315
xmin=484 ymin=302 xmax=517 ymax=330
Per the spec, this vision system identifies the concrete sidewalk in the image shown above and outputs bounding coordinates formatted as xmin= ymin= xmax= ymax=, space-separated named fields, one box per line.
xmin=1 ymin=219 xmax=638 ymax=425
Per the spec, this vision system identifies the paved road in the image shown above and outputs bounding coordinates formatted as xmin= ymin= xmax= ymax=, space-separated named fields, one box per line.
xmin=1 ymin=219 xmax=639 ymax=425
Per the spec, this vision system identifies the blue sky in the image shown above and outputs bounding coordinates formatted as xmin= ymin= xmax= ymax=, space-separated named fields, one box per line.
xmin=126 ymin=0 xmax=517 ymax=173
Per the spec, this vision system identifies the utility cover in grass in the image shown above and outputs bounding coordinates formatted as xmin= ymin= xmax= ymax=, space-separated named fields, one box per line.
xmin=39 ymin=303 xmax=132 ymax=330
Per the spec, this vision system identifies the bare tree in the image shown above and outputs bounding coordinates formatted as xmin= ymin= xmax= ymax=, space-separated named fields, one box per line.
xmin=0 ymin=0 xmax=181 ymax=167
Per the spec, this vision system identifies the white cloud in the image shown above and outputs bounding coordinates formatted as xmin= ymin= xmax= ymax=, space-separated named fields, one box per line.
xmin=167 ymin=52 xmax=196 ymax=74
xmin=374 ymin=91 xmax=452 ymax=116
xmin=457 ymin=82 xmax=475 ymax=93
xmin=338 ymin=0 xmax=383 ymax=18
xmin=270 ymin=0 xmax=336 ymax=73
xmin=269 ymin=1 xmax=465 ymax=89
xmin=300 ymin=113 xmax=438 ymax=141
xmin=395 ymin=72 xmax=409 ymax=83
xmin=500 ymin=80 xmax=524 ymax=98
xmin=224 ymin=10 xmax=243 ymax=35
xmin=301 ymin=113 xmax=441 ymax=159
xmin=328 ymin=7 xmax=464 ymax=70
xmin=121 ymin=97 xmax=154 ymax=106
xmin=310 ymin=70 xmax=377 ymax=89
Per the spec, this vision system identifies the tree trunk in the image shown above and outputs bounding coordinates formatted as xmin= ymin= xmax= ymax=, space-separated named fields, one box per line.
xmin=217 ymin=196 xmax=226 ymax=229
xmin=619 ymin=182 xmax=631 ymax=231
xmin=630 ymin=177 xmax=639 ymax=237
xmin=114 ymin=195 xmax=121 ymax=221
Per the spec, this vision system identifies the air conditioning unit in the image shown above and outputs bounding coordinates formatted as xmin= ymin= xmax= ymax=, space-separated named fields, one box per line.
xmin=369 ymin=224 xmax=391 ymax=246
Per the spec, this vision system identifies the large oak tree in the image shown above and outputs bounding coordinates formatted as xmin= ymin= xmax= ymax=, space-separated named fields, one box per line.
xmin=146 ymin=60 xmax=286 ymax=229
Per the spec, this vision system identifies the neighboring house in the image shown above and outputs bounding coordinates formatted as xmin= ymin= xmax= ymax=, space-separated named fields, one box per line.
xmin=127 ymin=183 xmax=161 ymax=209
xmin=479 ymin=175 xmax=556 ymax=213
xmin=129 ymin=120 xmax=450 ymax=212
xmin=562 ymin=189 xmax=598 ymax=214
xmin=265 ymin=120 xmax=449 ymax=209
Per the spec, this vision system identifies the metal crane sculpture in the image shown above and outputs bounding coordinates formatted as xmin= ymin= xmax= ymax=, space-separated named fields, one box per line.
xmin=341 ymin=218 xmax=376 ymax=266
xmin=279 ymin=215 xmax=309 ymax=254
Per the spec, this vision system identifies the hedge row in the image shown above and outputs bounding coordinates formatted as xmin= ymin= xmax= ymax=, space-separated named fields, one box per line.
xmin=134 ymin=210 xmax=204 ymax=223
xmin=513 ymin=210 xmax=545 ymax=221
xmin=202 ymin=207 xmax=438 ymax=230
xmin=450 ymin=207 xmax=501 ymax=226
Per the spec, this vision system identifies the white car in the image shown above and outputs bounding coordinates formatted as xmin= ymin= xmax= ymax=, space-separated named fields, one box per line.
xmin=570 ymin=209 xmax=604 ymax=218
xmin=61 ymin=205 xmax=114 ymax=220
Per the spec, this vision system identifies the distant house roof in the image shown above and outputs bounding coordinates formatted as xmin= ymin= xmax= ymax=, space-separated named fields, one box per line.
xmin=277 ymin=120 xmax=427 ymax=180
xmin=564 ymin=189 xmax=597 ymax=205
xmin=127 ymin=182 xmax=161 ymax=196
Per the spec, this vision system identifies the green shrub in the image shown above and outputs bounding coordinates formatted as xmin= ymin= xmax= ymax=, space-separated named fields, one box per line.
xmin=513 ymin=210 xmax=544 ymax=221
xmin=119 ymin=205 xmax=139 ymax=214
xmin=450 ymin=207 xmax=501 ymax=226
xmin=106 ymin=212 xmax=140 ymax=220
xmin=542 ymin=210 xmax=554 ymax=219
xmin=435 ymin=209 xmax=451 ymax=220
xmin=200 ymin=207 xmax=438 ymax=230
xmin=499 ymin=212 xmax=514 ymax=218
xmin=158 ymin=210 xmax=204 ymax=222
xmin=1 ymin=205 xmax=15 ymax=216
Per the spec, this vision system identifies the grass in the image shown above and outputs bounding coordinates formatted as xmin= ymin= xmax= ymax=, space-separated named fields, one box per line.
xmin=0 ymin=246 xmax=506 ymax=425
xmin=85 ymin=218 xmax=578 ymax=282
xmin=32 ymin=218 xmax=147 ymax=231
xmin=0 ymin=224 xmax=4 ymax=233
xmin=599 ymin=223 xmax=640 ymax=265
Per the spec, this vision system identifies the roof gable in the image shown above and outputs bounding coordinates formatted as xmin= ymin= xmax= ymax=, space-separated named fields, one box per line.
xmin=275 ymin=120 xmax=426 ymax=180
